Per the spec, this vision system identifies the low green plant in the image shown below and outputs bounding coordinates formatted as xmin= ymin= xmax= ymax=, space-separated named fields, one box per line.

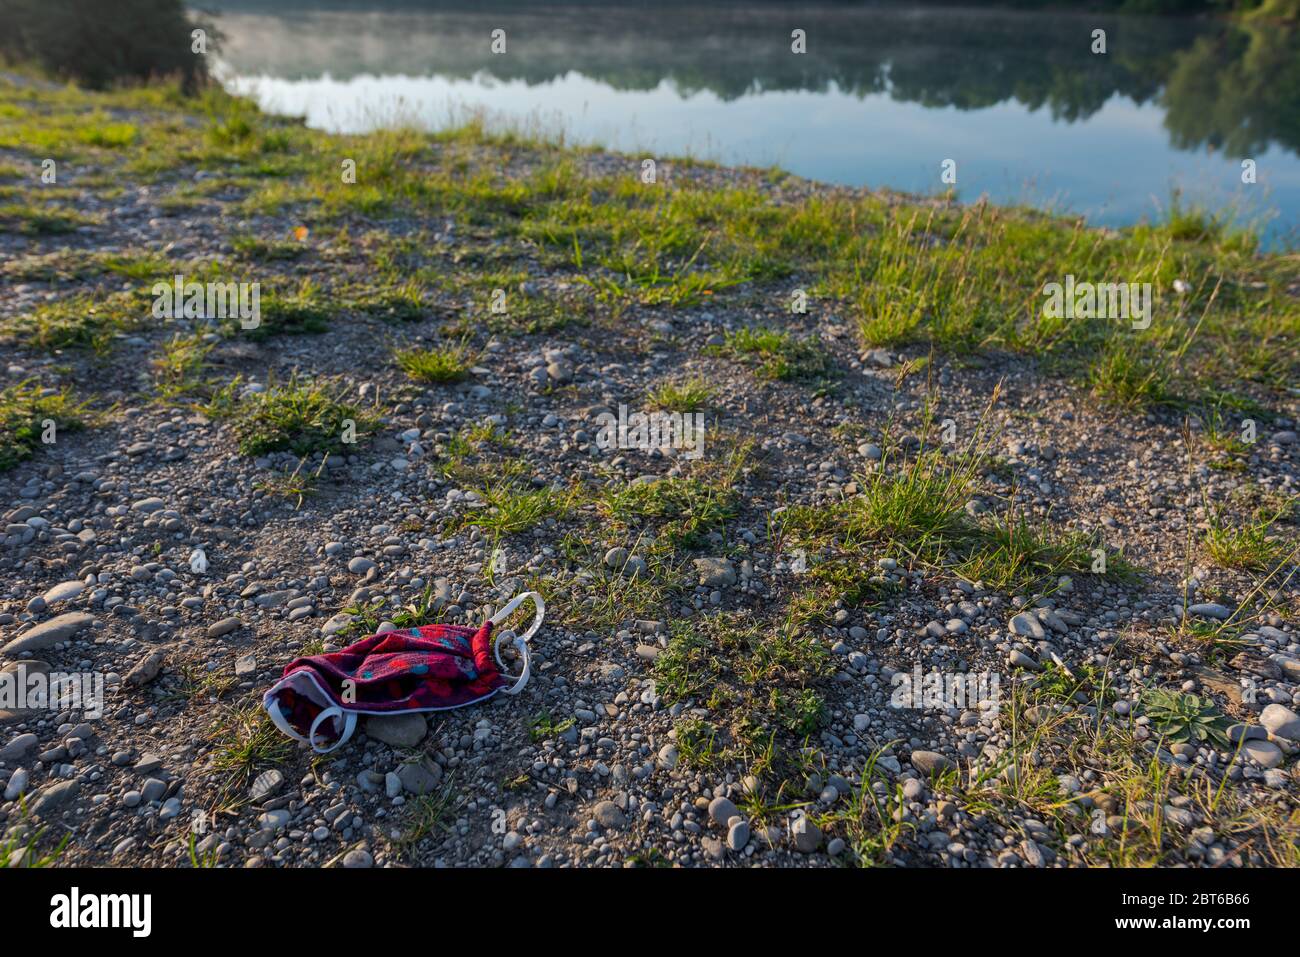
xmin=1140 ymin=689 xmax=1231 ymax=748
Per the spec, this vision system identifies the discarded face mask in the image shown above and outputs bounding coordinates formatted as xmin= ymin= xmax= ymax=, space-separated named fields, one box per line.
xmin=263 ymin=591 xmax=544 ymax=754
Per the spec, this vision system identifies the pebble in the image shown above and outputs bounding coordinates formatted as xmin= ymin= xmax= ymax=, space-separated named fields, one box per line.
xmin=250 ymin=769 xmax=284 ymax=801
xmin=593 ymin=800 xmax=626 ymax=829
xmin=342 ymin=848 xmax=373 ymax=868
xmin=791 ymin=815 xmax=821 ymax=853
xmin=693 ymin=557 xmax=737 ymax=588
xmin=365 ymin=713 xmax=428 ymax=748
xmin=41 ymin=580 xmax=86 ymax=605
xmin=2 ymin=612 xmax=95 ymax=655
xmin=707 ymin=796 xmax=739 ymax=826
xmin=396 ymin=759 xmax=442 ymax=795
xmin=910 ymin=750 xmax=956 ymax=776
xmin=207 ymin=617 xmax=242 ymax=638
xmin=1260 ymin=704 xmax=1300 ymax=741
xmin=727 ymin=819 xmax=750 ymax=850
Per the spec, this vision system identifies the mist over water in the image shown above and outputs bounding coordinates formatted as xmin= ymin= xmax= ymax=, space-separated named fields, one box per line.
xmin=210 ymin=1 xmax=1300 ymax=245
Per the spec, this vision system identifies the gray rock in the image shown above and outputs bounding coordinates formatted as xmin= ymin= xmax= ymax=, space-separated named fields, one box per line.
xmin=141 ymin=778 xmax=166 ymax=802
xmin=791 ymin=815 xmax=821 ymax=852
xmin=0 ymin=732 xmax=38 ymax=761
xmin=124 ymin=649 xmax=167 ymax=687
xmin=1260 ymin=704 xmax=1300 ymax=741
xmin=693 ymin=557 xmax=737 ymax=588
xmin=708 ymin=796 xmax=740 ymax=827
xmin=321 ymin=613 xmax=353 ymax=637
xmin=1009 ymin=649 xmax=1040 ymax=670
xmin=134 ymin=753 xmax=164 ymax=774
xmin=365 ymin=713 xmax=428 ymax=748
xmin=1242 ymin=739 xmax=1283 ymax=769
xmin=1227 ymin=722 xmax=1267 ymax=743
xmin=29 ymin=779 xmax=79 ymax=819
xmin=593 ymin=800 xmax=626 ymax=829
xmin=41 ymin=580 xmax=85 ymax=605
xmin=1008 ymin=613 xmax=1045 ymax=639
xmin=250 ymin=769 xmax=284 ymax=801
xmin=4 ymin=767 xmax=29 ymax=800
xmin=727 ymin=819 xmax=750 ymax=851
xmin=910 ymin=750 xmax=956 ymax=776
xmin=206 ymin=617 xmax=242 ymax=638
xmin=342 ymin=848 xmax=373 ymax=868
xmin=259 ymin=808 xmax=291 ymax=830
xmin=396 ymin=759 xmax=443 ymax=795
xmin=2 ymin=612 xmax=95 ymax=656
xmin=657 ymin=744 xmax=679 ymax=769
xmin=384 ymin=772 xmax=402 ymax=798
xmin=1188 ymin=603 xmax=1232 ymax=620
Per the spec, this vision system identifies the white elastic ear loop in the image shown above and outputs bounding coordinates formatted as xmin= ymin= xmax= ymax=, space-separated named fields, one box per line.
xmin=308 ymin=706 xmax=358 ymax=754
xmin=494 ymin=633 xmax=532 ymax=695
xmin=265 ymin=695 xmax=308 ymax=745
xmin=489 ymin=590 xmax=545 ymax=641
xmin=490 ymin=591 xmax=543 ymax=695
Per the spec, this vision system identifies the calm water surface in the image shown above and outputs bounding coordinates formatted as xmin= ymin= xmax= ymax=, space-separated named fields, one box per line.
xmin=209 ymin=1 xmax=1300 ymax=245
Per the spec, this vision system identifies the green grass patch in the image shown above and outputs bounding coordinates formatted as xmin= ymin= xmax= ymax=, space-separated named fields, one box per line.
xmin=1203 ymin=501 xmax=1294 ymax=571
xmin=205 ymin=375 xmax=378 ymax=457
xmin=646 ymin=376 xmax=714 ymax=412
xmin=1 ymin=290 xmax=149 ymax=353
xmin=0 ymin=380 xmax=87 ymax=472
xmin=395 ymin=340 xmax=476 ymax=384
xmin=707 ymin=327 xmax=832 ymax=382
xmin=654 ymin=611 xmax=833 ymax=774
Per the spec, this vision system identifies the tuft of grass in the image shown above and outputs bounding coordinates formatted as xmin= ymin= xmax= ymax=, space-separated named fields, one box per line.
xmin=601 ymin=476 xmax=739 ymax=551
xmin=395 ymin=781 xmax=460 ymax=853
xmin=206 ymin=703 xmax=294 ymax=811
xmin=708 ymin=327 xmax=831 ymax=382
xmin=255 ymin=460 xmax=319 ymax=509
xmin=356 ymin=279 xmax=428 ymax=322
xmin=152 ymin=332 xmax=214 ymax=398
xmin=824 ymin=744 xmax=912 ymax=867
xmin=1203 ymin=502 xmax=1293 ymax=571
xmin=852 ymin=448 xmax=974 ymax=551
xmin=529 ymin=710 xmax=575 ymax=742
xmin=0 ymin=200 xmax=97 ymax=235
xmin=653 ymin=611 xmax=833 ymax=780
xmin=0 ymin=380 xmax=86 ymax=472
xmin=2 ymin=290 xmax=148 ymax=353
xmin=958 ymin=514 xmax=1099 ymax=591
xmin=251 ymin=279 xmax=333 ymax=339
xmin=783 ymin=423 xmax=1138 ymax=593
xmin=232 ymin=234 xmax=307 ymax=261
xmin=646 ymin=376 xmax=714 ymax=412
xmin=552 ymin=532 xmax=684 ymax=630
xmin=0 ymin=805 xmax=71 ymax=868
xmin=457 ymin=481 xmax=576 ymax=535
xmin=1086 ymin=340 xmax=1176 ymax=409
xmin=205 ymin=375 xmax=377 ymax=457
xmin=395 ymin=340 xmax=476 ymax=384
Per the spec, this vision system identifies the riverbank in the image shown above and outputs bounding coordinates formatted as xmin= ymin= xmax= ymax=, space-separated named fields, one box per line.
xmin=0 ymin=72 xmax=1297 ymax=868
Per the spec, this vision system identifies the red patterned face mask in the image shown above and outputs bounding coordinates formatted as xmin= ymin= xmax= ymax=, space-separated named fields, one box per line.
xmin=263 ymin=592 xmax=544 ymax=754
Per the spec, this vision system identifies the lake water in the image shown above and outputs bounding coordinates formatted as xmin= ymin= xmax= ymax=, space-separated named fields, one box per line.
xmin=209 ymin=1 xmax=1300 ymax=246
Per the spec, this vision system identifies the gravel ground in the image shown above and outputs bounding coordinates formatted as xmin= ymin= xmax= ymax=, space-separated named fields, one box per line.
xmin=0 ymin=75 xmax=1297 ymax=870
